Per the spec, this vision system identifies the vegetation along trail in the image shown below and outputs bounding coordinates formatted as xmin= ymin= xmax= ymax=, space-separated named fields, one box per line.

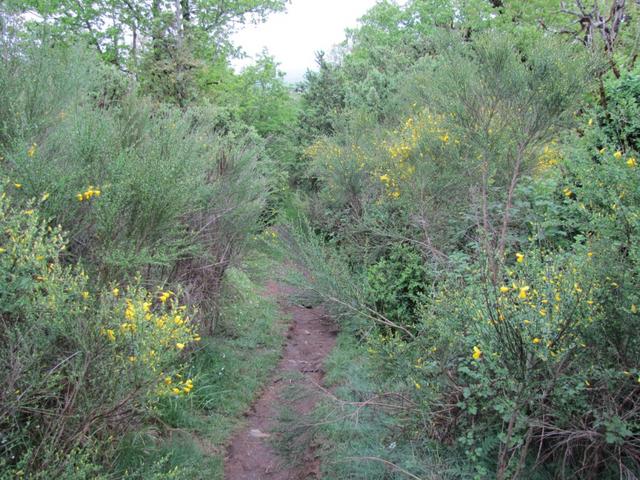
xmin=3 ymin=0 xmax=640 ymax=478
xmin=224 ymin=280 xmax=338 ymax=479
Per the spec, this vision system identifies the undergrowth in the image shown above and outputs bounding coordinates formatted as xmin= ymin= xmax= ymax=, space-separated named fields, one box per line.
xmin=113 ymin=258 xmax=289 ymax=479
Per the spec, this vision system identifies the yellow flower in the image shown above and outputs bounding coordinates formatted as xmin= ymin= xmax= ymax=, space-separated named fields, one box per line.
xmin=532 ymin=337 xmax=541 ymax=344
xmin=105 ymin=329 xmax=116 ymax=342
xmin=176 ymin=342 xmax=185 ymax=350
xmin=599 ymin=147 xmax=605 ymax=155
xmin=143 ymin=302 xmax=152 ymax=313
xmin=14 ymin=183 xmax=22 ymax=189
xmin=518 ymin=286 xmax=530 ymax=299
xmin=159 ymin=291 xmax=172 ymax=303
xmin=76 ymin=193 xmax=84 ymax=202
xmin=112 ymin=287 xmax=119 ymax=297
xmin=414 ymin=382 xmax=421 ymax=389
xmin=379 ymin=174 xmax=390 ymax=183
xmin=472 ymin=346 xmax=482 ymax=360
xmin=499 ymin=286 xmax=510 ymax=293
xmin=193 ymin=334 xmax=201 ymax=342
xmin=614 ymin=150 xmax=622 ymax=160
xmin=124 ymin=301 xmax=135 ymax=320
xmin=81 ymin=291 xmax=90 ymax=300
xmin=171 ymin=387 xmax=181 ymax=395
xmin=41 ymin=192 xmax=49 ymax=202
xmin=27 ymin=143 xmax=37 ymax=157
xmin=128 ymin=356 xmax=136 ymax=363
xmin=587 ymin=251 xmax=593 ymax=257
xmin=164 ymin=376 xmax=172 ymax=385
xmin=516 ymin=252 xmax=524 ymax=263
xmin=588 ymin=118 xmax=593 ymax=126
xmin=627 ymin=157 xmax=637 ymax=168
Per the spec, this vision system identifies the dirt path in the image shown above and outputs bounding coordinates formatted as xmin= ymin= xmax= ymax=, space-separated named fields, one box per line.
xmin=224 ymin=281 xmax=337 ymax=480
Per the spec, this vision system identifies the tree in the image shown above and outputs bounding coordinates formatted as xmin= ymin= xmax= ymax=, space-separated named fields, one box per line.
xmin=5 ymin=0 xmax=287 ymax=67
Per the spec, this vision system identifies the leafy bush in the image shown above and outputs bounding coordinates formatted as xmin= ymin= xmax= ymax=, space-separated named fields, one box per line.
xmin=592 ymin=67 xmax=640 ymax=152
xmin=292 ymin=29 xmax=639 ymax=480
xmin=364 ymin=244 xmax=428 ymax=330
xmin=1 ymin=44 xmax=273 ymax=332
xmin=403 ymin=248 xmax=639 ymax=478
xmin=0 ymin=191 xmax=198 ymax=476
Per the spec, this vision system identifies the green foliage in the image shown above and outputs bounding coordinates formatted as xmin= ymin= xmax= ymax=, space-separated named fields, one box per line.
xmin=592 ymin=67 xmax=640 ymax=152
xmin=113 ymin=262 xmax=287 ymax=480
xmin=5 ymin=0 xmax=288 ymax=67
xmin=291 ymin=4 xmax=640 ymax=479
xmin=303 ymin=33 xmax=588 ymax=270
xmin=1 ymin=44 xmax=273 ymax=332
xmin=0 ymin=38 xmax=280 ymax=477
xmin=365 ymin=244 xmax=428 ymax=329
xmin=0 ymin=192 xmax=199 ymax=477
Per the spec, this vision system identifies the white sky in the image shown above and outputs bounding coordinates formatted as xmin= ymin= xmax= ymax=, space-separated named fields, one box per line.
xmin=232 ymin=0 xmax=381 ymax=83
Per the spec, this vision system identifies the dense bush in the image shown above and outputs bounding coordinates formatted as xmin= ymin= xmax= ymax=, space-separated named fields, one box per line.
xmin=291 ymin=30 xmax=640 ymax=480
xmin=0 ymin=41 xmax=274 ymax=476
xmin=0 ymin=44 xmax=273 ymax=332
xmin=364 ymin=244 xmax=428 ymax=330
xmin=0 ymin=192 xmax=199 ymax=476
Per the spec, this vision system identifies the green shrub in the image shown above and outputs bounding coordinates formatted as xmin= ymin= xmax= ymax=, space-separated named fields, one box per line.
xmin=1 ymin=44 xmax=272 ymax=332
xmin=293 ymin=31 xmax=638 ymax=480
xmin=364 ymin=244 xmax=429 ymax=330
xmin=592 ymin=68 xmax=640 ymax=152
xmin=0 ymin=189 xmax=198 ymax=476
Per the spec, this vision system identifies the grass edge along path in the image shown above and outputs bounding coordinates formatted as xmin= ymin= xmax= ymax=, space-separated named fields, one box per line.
xmin=115 ymin=258 xmax=291 ymax=479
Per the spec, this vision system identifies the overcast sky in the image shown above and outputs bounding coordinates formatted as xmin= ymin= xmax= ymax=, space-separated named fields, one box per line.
xmin=231 ymin=0 xmax=381 ymax=83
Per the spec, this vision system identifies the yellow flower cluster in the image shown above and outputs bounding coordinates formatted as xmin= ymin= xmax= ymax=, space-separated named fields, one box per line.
xmin=536 ymin=142 xmax=561 ymax=173
xmin=375 ymin=111 xmax=456 ymax=200
xmin=378 ymin=173 xmax=401 ymax=198
xmin=164 ymin=375 xmax=194 ymax=395
xmin=100 ymin=287 xmax=200 ymax=396
xmin=254 ymin=228 xmax=279 ymax=242
xmin=472 ymin=345 xmax=482 ymax=360
xmin=304 ymin=140 xmax=343 ymax=163
xmin=76 ymin=186 xmax=101 ymax=202
xmin=491 ymin=260 xmax=600 ymax=358
xmin=159 ymin=290 xmax=173 ymax=303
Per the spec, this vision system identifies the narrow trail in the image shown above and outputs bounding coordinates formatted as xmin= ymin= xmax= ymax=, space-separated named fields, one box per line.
xmin=224 ymin=280 xmax=338 ymax=480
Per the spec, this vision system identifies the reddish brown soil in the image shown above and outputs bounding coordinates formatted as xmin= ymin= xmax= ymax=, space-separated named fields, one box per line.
xmin=224 ymin=281 xmax=338 ymax=480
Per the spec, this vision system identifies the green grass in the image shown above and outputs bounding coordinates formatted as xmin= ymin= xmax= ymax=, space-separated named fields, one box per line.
xmin=305 ymin=333 xmax=457 ymax=480
xmin=114 ymin=255 xmax=290 ymax=479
